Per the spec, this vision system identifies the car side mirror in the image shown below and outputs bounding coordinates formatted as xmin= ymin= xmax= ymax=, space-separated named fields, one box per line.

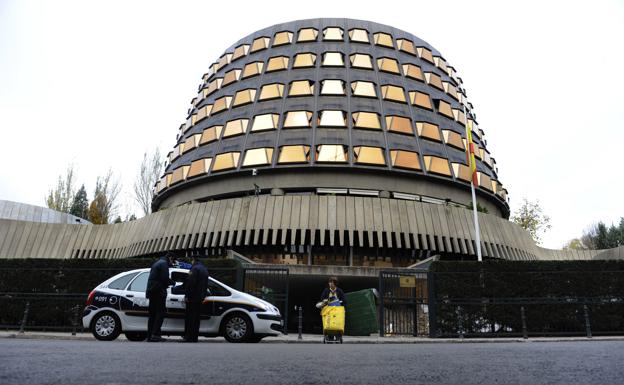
xmin=206 ymin=288 xmax=212 ymax=296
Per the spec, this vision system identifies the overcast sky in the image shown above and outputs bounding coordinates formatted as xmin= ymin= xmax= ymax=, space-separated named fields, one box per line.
xmin=1 ymin=0 xmax=622 ymax=249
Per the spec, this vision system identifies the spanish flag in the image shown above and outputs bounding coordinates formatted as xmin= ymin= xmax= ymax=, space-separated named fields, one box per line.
xmin=465 ymin=119 xmax=478 ymax=186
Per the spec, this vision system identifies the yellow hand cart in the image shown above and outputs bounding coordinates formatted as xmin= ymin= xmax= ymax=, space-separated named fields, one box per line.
xmin=321 ymin=305 xmax=345 ymax=344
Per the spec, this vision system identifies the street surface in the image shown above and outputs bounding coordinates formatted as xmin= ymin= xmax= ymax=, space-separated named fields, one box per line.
xmin=1 ymin=339 xmax=622 ymax=385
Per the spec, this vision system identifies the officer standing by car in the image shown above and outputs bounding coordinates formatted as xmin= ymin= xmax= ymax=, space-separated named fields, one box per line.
xmin=182 ymin=254 xmax=209 ymax=342
xmin=146 ymin=252 xmax=176 ymax=342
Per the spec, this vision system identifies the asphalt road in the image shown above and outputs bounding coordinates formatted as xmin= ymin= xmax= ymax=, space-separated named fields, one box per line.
xmin=1 ymin=339 xmax=623 ymax=385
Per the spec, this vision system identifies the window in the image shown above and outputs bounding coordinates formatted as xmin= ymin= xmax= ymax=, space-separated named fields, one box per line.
xmin=353 ymin=146 xmax=386 ymax=165
xmin=320 ymin=80 xmax=345 ymax=95
xmin=442 ymin=130 xmax=465 ymax=150
xmin=451 ymin=163 xmax=472 ymax=182
xmin=381 ymin=85 xmax=406 ymax=103
xmin=128 ymin=272 xmax=149 ymax=292
xmin=222 ymin=69 xmax=241 ymax=86
xmin=283 ymin=111 xmax=312 ymax=128
xmin=351 ymin=81 xmax=377 ymax=97
xmin=170 ymin=165 xmax=190 ymax=185
xmin=452 ymin=109 xmax=467 ymax=125
xmin=251 ymin=113 xmax=279 ymax=131
xmin=348 ymin=28 xmax=369 ymax=43
xmin=443 ymin=82 xmax=459 ymax=100
xmin=480 ymin=148 xmax=492 ymax=167
xmin=316 ymin=145 xmax=348 ymax=163
xmin=181 ymin=134 xmax=201 ymax=154
xmin=266 ymin=56 xmax=289 ymax=72
xmin=212 ymin=152 xmax=240 ymax=172
xmin=396 ymin=39 xmax=417 ymax=55
xmin=417 ymin=47 xmax=434 ymax=63
xmin=373 ymin=32 xmax=394 ymax=48
xmin=204 ymin=78 xmax=223 ymax=97
xmin=273 ymin=31 xmax=293 ymax=46
xmin=107 ymin=272 xmax=139 ymax=290
xmin=293 ymin=53 xmax=316 ymax=68
xmin=188 ymin=158 xmax=213 ymax=179
xmin=323 ymin=27 xmax=343 ymax=41
xmin=403 ymin=64 xmax=423 ymax=81
xmin=196 ymin=105 xmax=212 ymax=123
xmin=424 ymin=72 xmax=444 ymax=91
xmin=223 ymin=119 xmax=249 ymax=138
xmin=435 ymin=99 xmax=454 ymax=119
xmin=352 ymin=112 xmax=381 ymax=130
xmin=233 ymin=89 xmax=256 ymax=107
xmin=434 ymin=56 xmax=448 ymax=72
xmin=242 ymin=62 xmax=264 ymax=79
xmin=200 ymin=125 xmax=223 ymax=145
xmin=318 ymin=110 xmax=346 ymax=127
xmin=212 ymin=96 xmax=232 ymax=114
xmin=259 ymin=83 xmax=284 ymax=100
xmin=243 ymin=148 xmax=274 ymax=167
xmin=289 ymin=80 xmax=314 ymax=96
xmin=322 ymin=52 xmax=344 ymax=67
xmin=390 ymin=150 xmax=421 ymax=170
xmin=350 ymin=54 xmax=373 ymax=70
xmin=377 ymin=57 xmax=401 ymax=74
xmin=278 ymin=145 xmax=311 ymax=164
xmin=423 ymin=155 xmax=452 ymax=176
xmin=232 ymin=44 xmax=250 ymax=61
xmin=477 ymin=172 xmax=493 ymax=191
xmin=416 ymin=122 xmax=441 ymax=142
xmin=217 ymin=53 xmax=232 ymax=70
xmin=297 ymin=28 xmax=318 ymax=42
xmin=386 ymin=116 xmax=413 ymax=135
xmin=250 ymin=36 xmax=270 ymax=53
xmin=170 ymin=145 xmax=180 ymax=161
xmin=409 ymin=91 xmax=433 ymax=110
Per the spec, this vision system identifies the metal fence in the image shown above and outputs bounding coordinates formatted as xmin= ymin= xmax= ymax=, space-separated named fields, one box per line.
xmin=378 ymin=270 xmax=429 ymax=337
xmin=243 ymin=267 xmax=289 ymax=331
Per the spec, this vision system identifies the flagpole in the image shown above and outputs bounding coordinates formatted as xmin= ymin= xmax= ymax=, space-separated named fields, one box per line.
xmin=463 ymin=102 xmax=483 ymax=262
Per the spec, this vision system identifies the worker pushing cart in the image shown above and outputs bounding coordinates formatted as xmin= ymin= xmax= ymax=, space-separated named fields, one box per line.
xmin=317 ymin=276 xmax=346 ymax=343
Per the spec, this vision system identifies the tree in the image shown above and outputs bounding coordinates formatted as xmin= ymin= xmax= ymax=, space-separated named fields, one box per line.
xmin=511 ymin=198 xmax=551 ymax=245
xmin=563 ymin=238 xmax=586 ymax=250
xmin=45 ymin=165 xmax=75 ymax=213
xmin=88 ymin=196 xmax=107 ymax=224
xmin=580 ymin=218 xmax=624 ymax=249
xmin=70 ymin=184 xmax=89 ymax=220
xmin=88 ymin=170 xmax=121 ymax=224
xmin=133 ymin=149 xmax=164 ymax=216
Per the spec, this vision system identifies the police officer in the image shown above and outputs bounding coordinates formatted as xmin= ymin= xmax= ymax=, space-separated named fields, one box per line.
xmin=183 ymin=254 xmax=209 ymax=343
xmin=146 ymin=251 xmax=176 ymax=342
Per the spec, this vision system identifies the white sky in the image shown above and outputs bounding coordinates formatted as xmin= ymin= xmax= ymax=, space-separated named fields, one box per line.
xmin=0 ymin=0 xmax=622 ymax=248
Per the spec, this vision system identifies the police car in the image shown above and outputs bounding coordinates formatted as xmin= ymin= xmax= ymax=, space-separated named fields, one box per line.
xmin=82 ymin=268 xmax=283 ymax=343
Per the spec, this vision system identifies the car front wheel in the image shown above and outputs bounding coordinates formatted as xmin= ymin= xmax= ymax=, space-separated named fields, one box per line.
xmin=222 ymin=313 xmax=252 ymax=343
xmin=91 ymin=312 xmax=121 ymax=341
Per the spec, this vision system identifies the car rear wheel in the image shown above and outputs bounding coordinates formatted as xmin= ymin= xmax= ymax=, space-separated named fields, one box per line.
xmin=91 ymin=311 xmax=121 ymax=341
xmin=222 ymin=313 xmax=252 ymax=343
xmin=124 ymin=332 xmax=147 ymax=342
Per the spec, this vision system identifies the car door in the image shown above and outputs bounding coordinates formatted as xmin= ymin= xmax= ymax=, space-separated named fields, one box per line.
xmin=200 ymin=280 xmax=230 ymax=334
xmin=163 ymin=271 xmax=188 ymax=332
xmin=120 ymin=271 xmax=150 ymax=330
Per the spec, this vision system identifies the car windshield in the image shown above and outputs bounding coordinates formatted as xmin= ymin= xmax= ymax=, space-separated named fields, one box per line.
xmin=107 ymin=272 xmax=139 ymax=290
xmin=128 ymin=272 xmax=149 ymax=292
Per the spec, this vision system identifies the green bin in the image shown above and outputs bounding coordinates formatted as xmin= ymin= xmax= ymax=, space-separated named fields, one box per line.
xmin=344 ymin=289 xmax=378 ymax=336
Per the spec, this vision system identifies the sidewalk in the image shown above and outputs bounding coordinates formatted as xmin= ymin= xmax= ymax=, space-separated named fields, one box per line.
xmin=2 ymin=330 xmax=623 ymax=344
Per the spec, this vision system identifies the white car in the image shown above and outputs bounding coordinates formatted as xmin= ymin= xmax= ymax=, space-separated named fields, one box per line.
xmin=82 ymin=268 xmax=283 ymax=343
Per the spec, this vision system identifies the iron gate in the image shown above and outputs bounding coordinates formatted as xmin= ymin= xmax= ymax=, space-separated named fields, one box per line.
xmin=379 ymin=270 xmax=429 ymax=336
xmin=243 ymin=267 xmax=289 ymax=331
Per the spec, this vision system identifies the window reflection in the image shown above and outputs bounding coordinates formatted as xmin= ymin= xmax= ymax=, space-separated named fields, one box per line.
xmin=353 ymin=146 xmax=386 ymax=165
xmin=250 ymin=37 xmax=270 ymax=53
xmin=442 ymin=130 xmax=465 ymax=150
xmin=424 ymin=72 xmax=444 ymax=90
xmin=222 ymin=69 xmax=241 ymax=86
xmin=316 ymin=145 xmax=348 ymax=163
xmin=289 ymin=80 xmax=314 ymax=96
xmin=273 ymin=31 xmax=293 ymax=46
xmin=322 ymin=52 xmax=344 ymax=67
xmin=232 ymin=44 xmax=249 ymax=61
xmin=381 ymin=85 xmax=406 ymax=103
xmin=283 ymin=111 xmax=313 ymax=128
xmin=348 ymin=29 xmax=369 ymax=43
xmin=233 ymin=89 xmax=256 ymax=107
xmin=251 ymin=113 xmax=279 ymax=131
xmin=377 ymin=57 xmax=401 ymax=74
xmin=352 ymin=112 xmax=381 ymax=130
xmin=320 ymin=80 xmax=345 ymax=95
xmin=350 ymin=53 xmax=373 ymax=69
xmin=212 ymin=96 xmax=232 ymax=114
xmin=351 ymin=81 xmax=377 ymax=98
xmin=223 ymin=119 xmax=249 ymax=138
xmin=293 ymin=53 xmax=316 ymax=68
xmin=402 ymin=64 xmax=423 ymax=81
xmin=188 ymin=158 xmax=213 ymax=179
xmin=212 ymin=152 xmax=241 ymax=172
xmin=423 ymin=155 xmax=451 ymax=176
xmin=323 ymin=27 xmax=343 ymax=41
xmin=266 ymin=56 xmax=289 ymax=72
xmin=416 ymin=47 xmax=434 ymax=63
xmin=297 ymin=28 xmax=318 ymax=42
xmin=278 ymin=145 xmax=311 ymax=163
xmin=318 ymin=110 xmax=346 ymax=127
xmin=390 ymin=150 xmax=421 ymax=170
xmin=200 ymin=125 xmax=223 ymax=145
xmin=259 ymin=83 xmax=284 ymax=101
xmin=242 ymin=61 xmax=264 ymax=78
xmin=373 ymin=32 xmax=394 ymax=48
xmin=385 ymin=116 xmax=413 ymax=135
xmin=416 ymin=122 xmax=441 ymax=142
xmin=396 ymin=39 xmax=417 ymax=55
xmin=243 ymin=148 xmax=274 ymax=167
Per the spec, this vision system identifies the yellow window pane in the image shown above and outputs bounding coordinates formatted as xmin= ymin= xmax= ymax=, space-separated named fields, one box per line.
xmin=424 ymin=72 xmax=444 ymax=90
xmin=212 ymin=152 xmax=240 ymax=172
xmin=403 ymin=64 xmax=423 ymax=81
xmin=251 ymin=113 xmax=279 ymax=131
xmin=323 ymin=27 xmax=343 ymax=41
xmin=353 ymin=112 xmax=381 ymax=130
xmin=348 ymin=28 xmax=369 ymax=43
xmin=222 ymin=69 xmax=241 ymax=86
xmin=396 ymin=39 xmax=417 ymax=55
xmin=250 ymin=37 xmax=270 ymax=53
xmin=232 ymin=44 xmax=249 ymax=61
xmin=385 ymin=116 xmax=413 ymax=135
xmin=187 ymin=158 xmax=213 ymax=179
xmin=424 ymin=155 xmax=451 ymax=176
xmin=416 ymin=122 xmax=441 ymax=142
xmin=320 ymin=80 xmax=345 ymax=95
xmin=354 ymin=146 xmax=386 ymax=165
xmin=233 ymin=89 xmax=256 ymax=107
xmin=452 ymin=109 xmax=467 ymax=125
xmin=293 ymin=53 xmax=316 ymax=68
xmin=165 ymin=173 xmax=172 ymax=187
xmin=170 ymin=145 xmax=180 ymax=161
xmin=409 ymin=91 xmax=432 ymax=110
xmin=434 ymin=56 xmax=448 ymax=72
xmin=381 ymin=85 xmax=406 ymax=103
xmin=170 ymin=165 xmax=190 ymax=185
xmin=278 ymin=145 xmax=310 ymax=164
xmin=377 ymin=57 xmax=401 ymax=74
xmin=297 ymin=28 xmax=318 ymax=42
xmin=322 ymin=52 xmax=344 ymax=67
xmin=283 ymin=111 xmax=312 ymax=128
xmin=200 ymin=125 xmax=223 ymax=145
xmin=217 ymin=53 xmax=232 ymax=70
xmin=373 ymin=32 xmax=394 ymax=48
xmin=451 ymin=162 xmax=471 ymax=182
xmin=316 ymin=145 xmax=348 ymax=163
xmin=443 ymin=82 xmax=459 ymax=100
xmin=243 ymin=148 xmax=274 ymax=167
xmin=242 ymin=62 xmax=264 ymax=78
xmin=266 ymin=56 xmax=289 ymax=72
xmin=196 ymin=104 xmax=212 ymax=122
xmin=318 ymin=110 xmax=346 ymax=127
xmin=212 ymin=96 xmax=232 ymax=114
xmin=273 ymin=31 xmax=293 ymax=46
xmin=436 ymin=100 xmax=454 ymax=118
xmin=442 ymin=130 xmax=465 ymax=150
xmin=259 ymin=83 xmax=284 ymax=100
xmin=350 ymin=53 xmax=373 ymax=69
xmin=181 ymin=134 xmax=201 ymax=154
xmin=223 ymin=119 xmax=249 ymax=138
xmin=390 ymin=150 xmax=421 ymax=170
xmin=417 ymin=47 xmax=434 ymax=63
xmin=204 ymin=78 xmax=223 ymax=97
xmin=477 ymin=172 xmax=493 ymax=191
xmin=351 ymin=81 xmax=377 ymax=97
xmin=289 ymin=80 xmax=314 ymax=96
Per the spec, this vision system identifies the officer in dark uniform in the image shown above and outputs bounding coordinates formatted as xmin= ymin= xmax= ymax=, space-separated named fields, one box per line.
xmin=183 ymin=254 xmax=209 ymax=343
xmin=146 ymin=252 xmax=176 ymax=342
